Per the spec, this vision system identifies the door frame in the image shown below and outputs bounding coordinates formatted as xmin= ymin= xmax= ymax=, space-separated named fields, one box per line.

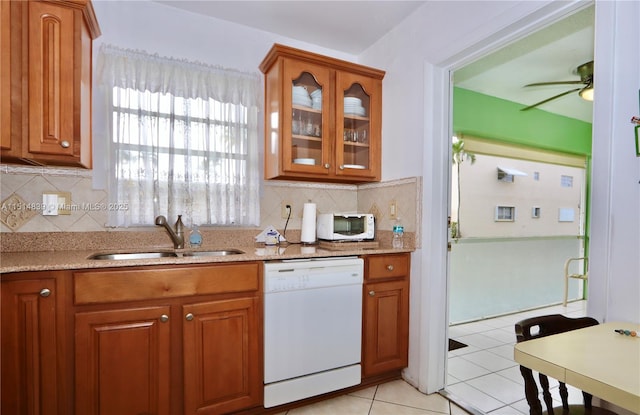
xmin=416 ymin=0 xmax=600 ymax=394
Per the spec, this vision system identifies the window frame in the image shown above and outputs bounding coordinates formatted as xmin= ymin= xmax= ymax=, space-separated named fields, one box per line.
xmin=495 ymin=205 xmax=516 ymax=222
xmin=561 ymin=175 xmax=574 ymax=188
xmin=532 ymin=206 xmax=541 ymax=218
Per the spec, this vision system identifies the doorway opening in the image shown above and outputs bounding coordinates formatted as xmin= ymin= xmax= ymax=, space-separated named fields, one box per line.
xmin=444 ymin=6 xmax=594 ymax=413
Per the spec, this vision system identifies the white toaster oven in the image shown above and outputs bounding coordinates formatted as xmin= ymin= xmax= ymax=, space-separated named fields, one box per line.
xmin=316 ymin=213 xmax=375 ymax=241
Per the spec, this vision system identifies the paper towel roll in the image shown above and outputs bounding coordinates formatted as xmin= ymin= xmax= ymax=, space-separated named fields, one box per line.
xmin=300 ymin=203 xmax=317 ymax=243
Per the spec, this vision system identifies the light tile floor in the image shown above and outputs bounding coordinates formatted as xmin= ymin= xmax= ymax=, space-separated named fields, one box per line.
xmin=446 ymin=300 xmax=588 ymax=414
xmin=278 ymin=379 xmax=471 ymax=414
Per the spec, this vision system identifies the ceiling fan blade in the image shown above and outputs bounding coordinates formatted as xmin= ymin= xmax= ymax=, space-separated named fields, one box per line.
xmin=520 ymin=88 xmax=582 ymax=111
xmin=524 ymin=81 xmax=585 ymax=87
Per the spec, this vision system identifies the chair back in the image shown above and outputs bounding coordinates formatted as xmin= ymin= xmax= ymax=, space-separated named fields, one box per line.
xmin=515 ymin=314 xmax=598 ymax=344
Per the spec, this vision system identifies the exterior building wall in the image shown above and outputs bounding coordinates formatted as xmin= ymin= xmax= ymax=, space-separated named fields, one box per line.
xmin=453 ymin=153 xmax=585 ymax=238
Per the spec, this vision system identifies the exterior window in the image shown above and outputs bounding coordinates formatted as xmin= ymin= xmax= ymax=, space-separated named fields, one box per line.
xmin=558 ymin=208 xmax=575 ymax=222
xmin=497 ymin=171 xmax=514 ymax=182
xmin=561 ymin=175 xmax=573 ymax=187
xmin=495 ymin=206 xmax=515 ymax=221
xmin=533 ymin=172 xmax=540 ymax=181
xmin=532 ymin=207 xmax=541 ymax=218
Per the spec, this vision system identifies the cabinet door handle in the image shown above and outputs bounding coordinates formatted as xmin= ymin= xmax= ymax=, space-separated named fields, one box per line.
xmin=185 ymin=313 xmax=194 ymax=321
xmin=339 ymin=165 xmax=345 ymax=170
xmin=39 ymin=288 xmax=51 ymax=297
xmin=160 ymin=314 xmax=169 ymax=323
xmin=60 ymin=140 xmax=70 ymax=148
xmin=387 ymin=265 xmax=394 ymax=271
xmin=369 ymin=290 xmax=375 ymax=297
xmin=324 ymin=163 xmax=330 ymax=169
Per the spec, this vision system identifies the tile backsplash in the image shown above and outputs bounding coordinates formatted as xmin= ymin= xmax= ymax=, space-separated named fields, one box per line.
xmin=1 ymin=166 xmax=106 ymax=232
xmin=1 ymin=164 xmax=420 ymax=248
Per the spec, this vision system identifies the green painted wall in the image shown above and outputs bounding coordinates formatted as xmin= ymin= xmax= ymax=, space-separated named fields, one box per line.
xmin=453 ymin=87 xmax=592 ymax=156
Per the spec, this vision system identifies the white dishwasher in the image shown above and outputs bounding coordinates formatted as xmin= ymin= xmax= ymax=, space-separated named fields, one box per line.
xmin=263 ymin=257 xmax=363 ymax=408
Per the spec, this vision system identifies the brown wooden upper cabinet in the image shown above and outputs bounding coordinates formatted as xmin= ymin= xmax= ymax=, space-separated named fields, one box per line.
xmin=1 ymin=0 xmax=101 ymax=168
xmin=260 ymin=44 xmax=385 ymax=183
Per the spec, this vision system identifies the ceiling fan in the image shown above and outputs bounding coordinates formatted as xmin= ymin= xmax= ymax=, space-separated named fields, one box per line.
xmin=520 ymin=61 xmax=594 ymax=111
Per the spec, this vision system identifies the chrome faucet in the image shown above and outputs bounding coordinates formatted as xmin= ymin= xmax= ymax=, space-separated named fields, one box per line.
xmin=155 ymin=215 xmax=184 ymax=249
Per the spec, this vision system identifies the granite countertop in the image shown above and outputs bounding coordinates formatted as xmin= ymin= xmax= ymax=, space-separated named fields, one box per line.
xmin=0 ymin=243 xmax=412 ymax=274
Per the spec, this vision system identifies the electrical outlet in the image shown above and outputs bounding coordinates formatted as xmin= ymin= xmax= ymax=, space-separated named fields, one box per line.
xmin=281 ymin=201 xmax=293 ymax=219
xmin=389 ymin=200 xmax=398 ymax=219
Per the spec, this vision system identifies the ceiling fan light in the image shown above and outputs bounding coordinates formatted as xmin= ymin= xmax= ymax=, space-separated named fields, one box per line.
xmin=579 ymin=85 xmax=594 ymax=101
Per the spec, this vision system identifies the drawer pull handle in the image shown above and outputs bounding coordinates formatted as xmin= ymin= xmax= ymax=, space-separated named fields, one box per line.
xmin=369 ymin=290 xmax=375 ymax=297
xmin=387 ymin=265 xmax=394 ymax=271
xmin=60 ymin=140 xmax=70 ymax=148
xmin=39 ymin=288 xmax=51 ymax=297
xmin=185 ymin=313 xmax=194 ymax=321
xmin=160 ymin=314 xmax=169 ymax=323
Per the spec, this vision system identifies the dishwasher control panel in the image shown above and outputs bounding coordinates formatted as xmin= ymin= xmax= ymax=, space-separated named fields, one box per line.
xmin=263 ymin=257 xmax=363 ymax=293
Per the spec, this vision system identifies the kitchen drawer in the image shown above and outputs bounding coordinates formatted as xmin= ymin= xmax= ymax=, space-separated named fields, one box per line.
xmin=74 ymin=263 xmax=260 ymax=305
xmin=366 ymin=254 xmax=410 ymax=280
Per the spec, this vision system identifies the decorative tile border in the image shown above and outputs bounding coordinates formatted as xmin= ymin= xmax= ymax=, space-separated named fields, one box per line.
xmin=1 ymin=164 xmax=94 ymax=178
xmin=264 ymin=180 xmax=357 ymax=191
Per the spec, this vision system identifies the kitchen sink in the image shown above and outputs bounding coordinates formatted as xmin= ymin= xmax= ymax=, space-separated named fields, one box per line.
xmin=88 ymin=252 xmax=179 ymax=260
xmin=182 ymin=249 xmax=244 ymax=257
xmin=88 ymin=249 xmax=244 ymax=260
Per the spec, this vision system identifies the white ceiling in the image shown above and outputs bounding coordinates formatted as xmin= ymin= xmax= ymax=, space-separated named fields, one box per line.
xmin=455 ymin=6 xmax=594 ymax=122
xmin=156 ymin=1 xmax=426 ymax=55
xmin=156 ymin=1 xmax=594 ymax=122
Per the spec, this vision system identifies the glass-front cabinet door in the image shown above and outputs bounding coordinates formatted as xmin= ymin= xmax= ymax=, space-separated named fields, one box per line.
xmin=282 ymin=59 xmax=331 ymax=176
xmin=335 ymin=71 xmax=381 ymax=180
xmin=260 ymin=44 xmax=384 ymax=183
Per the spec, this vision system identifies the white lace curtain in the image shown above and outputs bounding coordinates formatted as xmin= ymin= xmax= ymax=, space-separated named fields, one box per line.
xmin=97 ymin=45 xmax=261 ymax=227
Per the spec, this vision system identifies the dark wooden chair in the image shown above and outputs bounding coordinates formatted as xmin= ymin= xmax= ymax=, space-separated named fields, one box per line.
xmin=515 ymin=314 xmax=618 ymax=415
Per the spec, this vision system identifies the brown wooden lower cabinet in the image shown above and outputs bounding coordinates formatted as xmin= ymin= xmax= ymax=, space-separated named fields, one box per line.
xmin=1 ymin=254 xmax=410 ymax=414
xmin=183 ymin=297 xmax=261 ymax=414
xmin=73 ymin=263 xmax=263 ymax=415
xmin=74 ymin=297 xmax=262 ymax=415
xmin=75 ymin=306 xmax=172 ymax=415
xmin=362 ymin=253 xmax=410 ymax=378
xmin=1 ymin=275 xmax=62 ymax=415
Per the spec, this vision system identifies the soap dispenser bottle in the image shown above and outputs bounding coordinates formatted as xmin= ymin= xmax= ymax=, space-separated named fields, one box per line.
xmin=189 ymin=225 xmax=203 ymax=248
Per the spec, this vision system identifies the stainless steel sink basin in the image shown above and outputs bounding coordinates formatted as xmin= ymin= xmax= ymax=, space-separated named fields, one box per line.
xmin=88 ymin=252 xmax=179 ymax=260
xmin=182 ymin=249 xmax=244 ymax=257
xmin=88 ymin=249 xmax=244 ymax=260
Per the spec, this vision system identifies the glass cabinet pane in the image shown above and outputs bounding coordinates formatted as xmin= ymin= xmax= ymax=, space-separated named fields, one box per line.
xmin=291 ymin=72 xmax=323 ymax=167
xmin=342 ymin=83 xmax=370 ymax=170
